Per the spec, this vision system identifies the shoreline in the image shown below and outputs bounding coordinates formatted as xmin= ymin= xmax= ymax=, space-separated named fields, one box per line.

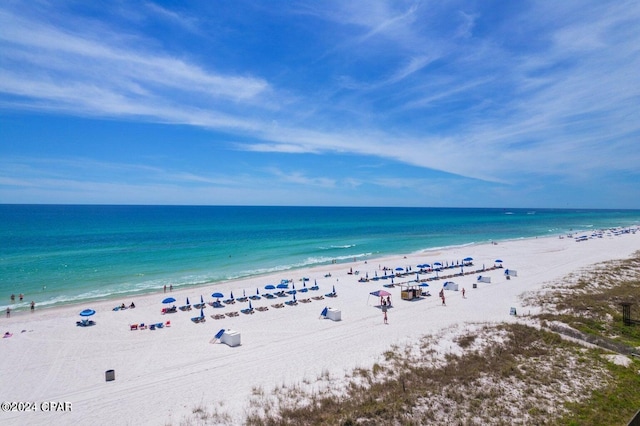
xmin=1 ymin=229 xmax=639 ymax=424
xmin=4 ymin=227 xmax=633 ymax=315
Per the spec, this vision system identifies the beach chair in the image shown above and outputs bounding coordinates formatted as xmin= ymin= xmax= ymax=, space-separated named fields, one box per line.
xmin=210 ymin=329 xmax=226 ymax=344
xmin=211 ymin=301 xmax=225 ymax=308
xmin=130 ymin=324 xmax=138 ymax=331
xmin=240 ymin=307 xmax=255 ymax=314
xmin=165 ymin=320 xmax=171 ymax=327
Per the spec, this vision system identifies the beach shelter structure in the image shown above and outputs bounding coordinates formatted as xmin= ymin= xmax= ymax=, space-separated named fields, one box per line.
xmin=162 ymin=297 xmax=176 ymax=304
xmin=443 ymin=281 xmax=459 ymax=291
xmin=368 ymin=290 xmax=391 ymax=305
xmin=398 ymin=284 xmax=421 ymax=300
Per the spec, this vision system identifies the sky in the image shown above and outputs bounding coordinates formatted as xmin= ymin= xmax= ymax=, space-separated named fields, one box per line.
xmin=1 ymin=1 xmax=639 ymax=208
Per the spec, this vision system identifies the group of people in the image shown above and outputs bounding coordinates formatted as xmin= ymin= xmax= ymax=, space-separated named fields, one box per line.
xmin=6 ymin=296 xmax=36 ymax=317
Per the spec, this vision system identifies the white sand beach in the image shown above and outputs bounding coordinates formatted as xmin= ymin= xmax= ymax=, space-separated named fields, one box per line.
xmin=1 ymin=230 xmax=639 ymax=425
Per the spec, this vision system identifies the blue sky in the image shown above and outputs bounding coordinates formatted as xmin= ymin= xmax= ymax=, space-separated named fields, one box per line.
xmin=1 ymin=1 xmax=639 ymax=208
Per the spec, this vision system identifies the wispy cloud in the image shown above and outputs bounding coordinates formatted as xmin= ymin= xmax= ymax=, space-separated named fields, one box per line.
xmin=0 ymin=1 xmax=639 ymax=207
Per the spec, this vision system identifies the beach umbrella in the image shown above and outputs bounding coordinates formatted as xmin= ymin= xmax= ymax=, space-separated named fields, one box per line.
xmin=277 ymin=283 xmax=288 ymax=289
xmin=162 ymin=297 xmax=176 ymax=304
xmin=419 ymin=283 xmax=429 ymax=287
xmin=211 ymin=292 xmax=224 ymax=298
xmin=256 ymin=288 xmax=260 ymax=295
xmin=434 ymin=262 xmax=442 ymax=267
xmin=79 ymin=309 xmax=95 ymax=317
xmin=200 ymin=295 xmax=204 ymax=304
xmin=332 ymin=285 xmax=336 ymax=293
xmin=249 ymin=301 xmax=253 ymax=310
xmin=186 ymin=297 xmax=190 ymax=305
xmin=265 ymin=284 xmax=276 ymax=290
xmin=230 ymin=291 xmax=234 ymax=299
xmin=395 ymin=267 xmax=404 ymax=271
xmin=495 ymin=259 xmax=503 ymax=263
xmin=464 ymin=257 xmax=473 ymax=262
xmin=200 ymin=307 xmax=204 ymax=318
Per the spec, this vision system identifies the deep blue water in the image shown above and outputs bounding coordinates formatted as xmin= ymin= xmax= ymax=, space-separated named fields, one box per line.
xmin=1 ymin=205 xmax=639 ymax=310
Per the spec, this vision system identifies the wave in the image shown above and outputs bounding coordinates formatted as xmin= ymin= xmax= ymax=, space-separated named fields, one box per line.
xmin=318 ymin=244 xmax=357 ymax=250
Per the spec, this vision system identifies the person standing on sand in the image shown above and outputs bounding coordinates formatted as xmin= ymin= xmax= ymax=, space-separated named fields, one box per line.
xmin=383 ymin=310 xmax=388 ymax=324
xmin=462 ymin=288 xmax=466 ymax=298
xmin=30 ymin=301 xmax=35 ymax=312
xmin=6 ymin=307 xmax=10 ymax=318
xmin=163 ymin=285 xmax=167 ymax=293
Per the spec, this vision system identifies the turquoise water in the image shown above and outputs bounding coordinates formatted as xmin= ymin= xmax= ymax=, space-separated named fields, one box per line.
xmin=1 ymin=205 xmax=639 ymax=310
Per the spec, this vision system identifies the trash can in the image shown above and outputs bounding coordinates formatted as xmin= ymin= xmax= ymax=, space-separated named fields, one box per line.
xmin=105 ymin=369 xmax=115 ymax=382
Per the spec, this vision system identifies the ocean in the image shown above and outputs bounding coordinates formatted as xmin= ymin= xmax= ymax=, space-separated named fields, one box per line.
xmin=1 ymin=205 xmax=639 ymax=311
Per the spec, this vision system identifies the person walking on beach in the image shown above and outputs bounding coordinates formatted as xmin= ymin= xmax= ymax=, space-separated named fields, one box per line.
xmin=382 ymin=302 xmax=388 ymax=324
xmin=163 ymin=285 xmax=167 ymax=293
xmin=30 ymin=301 xmax=35 ymax=312
xmin=6 ymin=307 xmax=10 ymax=318
xmin=462 ymin=288 xmax=466 ymax=299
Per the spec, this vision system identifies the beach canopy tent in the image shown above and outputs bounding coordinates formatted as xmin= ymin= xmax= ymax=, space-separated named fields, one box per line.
xmin=443 ymin=281 xmax=459 ymax=291
xmin=368 ymin=290 xmax=391 ymax=306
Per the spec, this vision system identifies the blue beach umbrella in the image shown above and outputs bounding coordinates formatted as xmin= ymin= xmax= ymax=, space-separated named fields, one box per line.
xmin=186 ymin=297 xmax=190 ymax=305
xmin=79 ymin=309 xmax=95 ymax=317
xmin=230 ymin=291 xmax=234 ymax=299
xmin=332 ymin=285 xmax=336 ymax=293
xmin=265 ymin=284 xmax=276 ymax=290
xmin=256 ymin=288 xmax=260 ymax=295
xmin=200 ymin=307 xmax=204 ymax=318
xmin=395 ymin=267 xmax=404 ymax=271
xmin=200 ymin=295 xmax=204 ymax=304
xmin=249 ymin=301 xmax=253 ymax=310
xmin=495 ymin=259 xmax=503 ymax=263
xmin=211 ymin=292 xmax=224 ymax=298
xmin=162 ymin=297 xmax=176 ymax=304
xmin=277 ymin=283 xmax=288 ymax=289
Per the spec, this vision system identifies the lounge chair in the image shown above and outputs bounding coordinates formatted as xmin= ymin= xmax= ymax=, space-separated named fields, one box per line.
xmin=312 ymin=296 xmax=325 ymax=300
xmin=211 ymin=301 xmax=225 ymax=308
xmin=193 ymin=303 xmax=205 ymax=309
xmin=130 ymin=324 xmax=138 ymax=331
xmin=223 ymin=298 xmax=235 ymax=304
xmin=309 ymin=285 xmax=320 ymax=291
xmin=225 ymin=311 xmax=239 ymax=317
xmin=299 ymin=298 xmax=312 ymax=303
xmin=162 ymin=306 xmax=177 ymax=314
xmin=191 ymin=316 xmax=206 ymax=323
xmin=179 ymin=305 xmax=192 ymax=311
xmin=325 ymin=292 xmax=337 ymax=298
xmin=284 ymin=300 xmax=298 ymax=306
xmin=271 ymin=303 xmax=284 ymax=309
xmin=256 ymin=306 xmax=269 ymax=312
xmin=235 ymin=296 xmax=248 ymax=302
xmin=240 ymin=307 xmax=255 ymax=315
xmin=211 ymin=314 xmax=226 ymax=320
xmin=263 ymin=293 xmax=276 ymax=299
